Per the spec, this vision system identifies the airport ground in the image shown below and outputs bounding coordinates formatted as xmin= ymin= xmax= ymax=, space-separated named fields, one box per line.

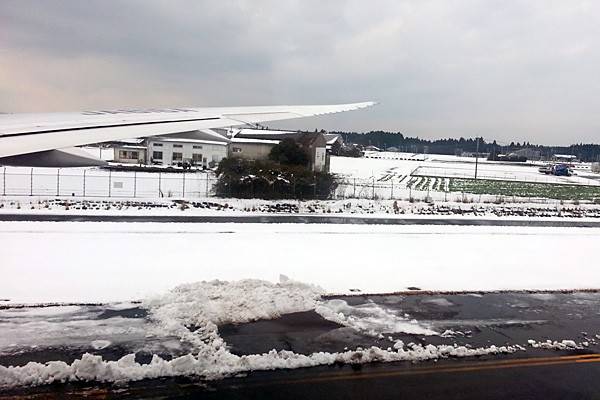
xmin=1 ymin=188 xmax=600 ymax=397
xmin=2 ymin=290 xmax=600 ymax=399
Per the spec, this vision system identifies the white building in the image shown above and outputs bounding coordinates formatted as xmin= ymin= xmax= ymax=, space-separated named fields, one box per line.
xmin=224 ymin=128 xmax=329 ymax=172
xmin=147 ymin=130 xmax=229 ymax=167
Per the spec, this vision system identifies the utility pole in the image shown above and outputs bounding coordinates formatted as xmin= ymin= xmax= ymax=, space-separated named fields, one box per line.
xmin=474 ymin=137 xmax=480 ymax=180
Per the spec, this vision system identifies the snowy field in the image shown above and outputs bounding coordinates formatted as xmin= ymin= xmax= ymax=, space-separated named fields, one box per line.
xmin=0 ymin=152 xmax=598 ymax=204
xmin=331 ymin=154 xmax=600 ymax=186
xmin=3 ymin=195 xmax=600 ymax=218
xmin=2 ymin=222 xmax=599 ymax=304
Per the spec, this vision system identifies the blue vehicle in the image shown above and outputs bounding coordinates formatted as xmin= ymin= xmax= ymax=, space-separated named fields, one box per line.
xmin=552 ymin=163 xmax=572 ymax=176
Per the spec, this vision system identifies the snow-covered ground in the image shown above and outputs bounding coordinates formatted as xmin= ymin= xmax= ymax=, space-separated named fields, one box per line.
xmin=2 ymin=195 xmax=600 ymax=219
xmin=331 ymin=154 xmax=600 ymax=186
xmin=2 ymin=153 xmax=599 ymax=204
xmin=1 ymin=222 xmax=599 ymax=305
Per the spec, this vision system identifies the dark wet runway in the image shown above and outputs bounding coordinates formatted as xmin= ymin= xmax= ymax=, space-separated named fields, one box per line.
xmin=2 ymin=291 xmax=600 ymax=399
xmin=2 ymin=212 xmax=600 ymax=227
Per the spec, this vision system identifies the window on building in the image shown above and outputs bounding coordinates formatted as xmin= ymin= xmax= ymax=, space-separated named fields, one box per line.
xmin=153 ymin=143 xmax=163 ymax=147
xmin=152 ymin=151 xmax=163 ymax=159
xmin=192 ymin=153 xmax=203 ymax=162
xmin=119 ymin=150 xmax=139 ymax=159
xmin=172 ymin=152 xmax=183 ymax=161
xmin=173 ymin=144 xmax=183 ymax=148
xmin=193 ymin=145 xmax=203 ymax=149
xmin=232 ymin=147 xmax=242 ymax=153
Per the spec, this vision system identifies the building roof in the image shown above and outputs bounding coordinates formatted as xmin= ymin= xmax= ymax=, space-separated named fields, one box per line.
xmin=323 ymin=133 xmax=342 ymax=145
xmin=296 ymin=131 xmax=324 ymax=147
xmin=115 ymin=144 xmax=147 ymax=150
xmin=154 ymin=137 xmax=228 ymax=146
xmin=231 ymin=128 xmax=295 ymax=137
xmin=149 ymin=129 xmax=230 ymax=145
xmin=228 ymin=128 xmax=327 ymax=148
xmin=230 ymin=137 xmax=280 ymax=145
xmin=554 ymin=154 xmax=577 ymax=159
xmin=117 ymin=138 xmax=145 ymax=145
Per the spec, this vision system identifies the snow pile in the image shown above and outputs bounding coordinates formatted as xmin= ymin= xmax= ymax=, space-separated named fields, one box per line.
xmin=144 ymin=277 xmax=323 ymax=328
xmin=143 ymin=278 xmax=323 ymax=349
xmin=527 ymin=339 xmax=585 ymax=350
xmin=139 ymin=278 xmax=326 ymax=378
xmin=315 ymin=299 xmax=438 ymax=336
xmin=0 ymin=342 xmax=521 ymax=388
xmin=0 ymin=278 xmax=590 ymax=389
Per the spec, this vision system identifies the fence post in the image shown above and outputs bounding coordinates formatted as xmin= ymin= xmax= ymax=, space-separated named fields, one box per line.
xmin=182 ymin=172 xmax=186 ymax=197
xmin=372 ymin=177 xmax=375 ymax=199
xmin=108 ymin=170 xmax=112 ymax=197
xmin=205 ymin=173 xmax=209 ymax=197
xmin=133 ymin=171 xmax=136 ymax=198
xmin=30 ymin=168 xmax=33 ymax=196
xmin=158 ymin=172 xmax=162 ymax=197
xmin=56 ymin=169 xmax=60 ymax=196
xmin=83 ymin=169 xmax=86 ymax=197
xmin=353 ymin=178 xmax=356 ymax=198
xmin=2 ymin=167 xmax=5 ymax=196
xmin=391 ymin=180 xmax=394 ymax=199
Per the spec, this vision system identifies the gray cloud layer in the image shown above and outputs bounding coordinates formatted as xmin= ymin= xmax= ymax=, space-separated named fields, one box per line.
xmin=1 ymin=0 xmax=599 ymax=144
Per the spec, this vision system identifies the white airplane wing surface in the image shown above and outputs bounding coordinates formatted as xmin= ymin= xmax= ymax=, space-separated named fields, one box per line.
xmin=0 ymin=102 xmax=374 ymax=160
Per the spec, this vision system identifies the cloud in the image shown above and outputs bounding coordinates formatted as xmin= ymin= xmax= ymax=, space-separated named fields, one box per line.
xmin=1 ymin=0 xmax=599 ymax=144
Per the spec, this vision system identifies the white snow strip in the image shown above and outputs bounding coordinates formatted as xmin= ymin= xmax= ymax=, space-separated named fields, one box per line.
xmin=2 ymin=222 xmax=600 ymax=304
xmin=527 ymin=339 xmax=584 ymax=350
xmin=0 ymin=343 xmax=521 ymax=388
xmin=315 ymin=299 xmax=438 ymax=336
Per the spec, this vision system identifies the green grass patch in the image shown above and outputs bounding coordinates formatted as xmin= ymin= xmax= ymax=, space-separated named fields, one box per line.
xmin=447 ymin=177 xmax=600 ymax=200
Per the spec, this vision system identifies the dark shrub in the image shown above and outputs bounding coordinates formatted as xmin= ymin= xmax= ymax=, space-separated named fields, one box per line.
xmin=268 ymin=138 xmax=309 ymax=166
xmin=215 ymin=158 xmax=337 ymax=199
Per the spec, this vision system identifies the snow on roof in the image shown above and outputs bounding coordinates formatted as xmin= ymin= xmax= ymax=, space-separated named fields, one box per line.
xmin=110 ymin=138 xmax=145 ymax=145
xmin=233 ymin=128 xmax=294 ymax=136
xmin=152 ymin=137 xmax=228 ymax=146
xmin=230 ymin=137 xmax=280 ymax=145
xmin=115 ymin=144 xmax=147 ymax=150
xmin=149 ymin=129 xmax=229 ymax=146
xmin=554 ymin=154 xmax=577 ymax=159
xmin=325 ymin=134 xmax=341 ymax=145
xmin=150 ymin=129 xmax=229 ymax=143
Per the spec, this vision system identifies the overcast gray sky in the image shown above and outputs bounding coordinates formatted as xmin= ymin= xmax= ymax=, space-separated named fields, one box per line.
xmin=1 ymin=1 xmax=599 ymax=144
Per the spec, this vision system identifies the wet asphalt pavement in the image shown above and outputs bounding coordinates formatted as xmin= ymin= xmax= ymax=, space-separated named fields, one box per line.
xmin=2 ymin=291 xmax=600 ymax=399
xmin=2 ymin=212 xmax=600 ymax=227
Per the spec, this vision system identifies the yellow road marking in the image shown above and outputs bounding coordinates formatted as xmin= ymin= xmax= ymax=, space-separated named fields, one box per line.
xmin=273 ymin=354 xmax=600 ymax=385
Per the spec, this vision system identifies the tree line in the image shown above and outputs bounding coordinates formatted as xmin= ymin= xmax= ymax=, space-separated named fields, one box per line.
xmin=332 ymin=130 xmax=600 ymax=162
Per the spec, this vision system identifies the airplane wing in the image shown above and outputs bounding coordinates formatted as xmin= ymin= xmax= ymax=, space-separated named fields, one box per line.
xmin=0 ymin=102 xmax=374 ymax=160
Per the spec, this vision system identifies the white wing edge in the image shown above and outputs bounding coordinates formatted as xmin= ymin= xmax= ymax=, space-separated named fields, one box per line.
xmin=0 ymin=102 xmax=375 ymax=158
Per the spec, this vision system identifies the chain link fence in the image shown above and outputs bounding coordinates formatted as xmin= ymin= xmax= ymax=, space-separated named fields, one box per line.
xmin=0 ymin=167 xmax=216 ymax=198
xmin=0 ymin=166 xmax=582 ymax=205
